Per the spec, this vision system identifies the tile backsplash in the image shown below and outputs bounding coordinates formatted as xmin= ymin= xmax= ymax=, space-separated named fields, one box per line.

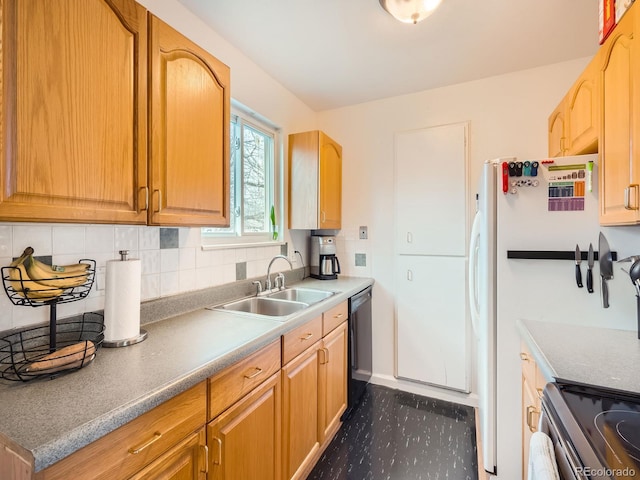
xmin=0 ymin=223 xmax=294 ymax=332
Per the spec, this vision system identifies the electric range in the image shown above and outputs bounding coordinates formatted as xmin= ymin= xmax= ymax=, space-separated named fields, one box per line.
xmin=542 ymin=382 xmax=640 ymax=479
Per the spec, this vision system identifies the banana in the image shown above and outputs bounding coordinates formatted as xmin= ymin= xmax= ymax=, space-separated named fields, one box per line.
xmin=50 ymin=262 xmax=90 ymax=274
xmin=6 ymin=248 xmax=65 ymax=301
xmin=24 ymin=255 xmax=88 ymax=289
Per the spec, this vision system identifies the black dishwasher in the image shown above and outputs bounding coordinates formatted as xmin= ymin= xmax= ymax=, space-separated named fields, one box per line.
xmin=343 ymin=285 xmax=373 ymax=419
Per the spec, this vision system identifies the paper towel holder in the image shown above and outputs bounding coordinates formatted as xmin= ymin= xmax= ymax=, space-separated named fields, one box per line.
xmin=103 ymin=250 xmax=148 ymax=348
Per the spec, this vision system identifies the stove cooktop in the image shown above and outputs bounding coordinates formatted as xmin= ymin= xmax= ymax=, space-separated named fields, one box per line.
xmin=559 ymin=383 xmax=640 ymax=478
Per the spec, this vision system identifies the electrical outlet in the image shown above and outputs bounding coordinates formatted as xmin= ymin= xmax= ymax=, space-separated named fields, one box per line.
xmin=359 ymin=226 xmax=368 ymax=239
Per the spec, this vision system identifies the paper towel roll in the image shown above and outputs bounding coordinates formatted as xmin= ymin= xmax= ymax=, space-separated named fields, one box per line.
xmin=104 ymin=256 xmax=141 ymax=343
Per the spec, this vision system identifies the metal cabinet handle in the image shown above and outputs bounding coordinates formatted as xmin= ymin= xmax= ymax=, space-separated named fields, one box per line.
xmin=213 ymin=437 xmax=222 ymax=465
xmin=244 ymin=367 xmax=263 ymax=379
xmin=154 ymin=189 xmax=163 ymax=213
xmin=201 ymin=444 xmax=209 ymax=473
xmin=139 ymin=186 xmax=149 ymax=212
xmin=407 ymin=270 xmax=413 ymax=281
xmin=333 ymin=313 xmax=343 ymax=319
xmin=520 ymin=352 xmax=530 ymax=362
xmin=625 ymin=184 xmax=639 ymax=210
xmin=406 ymin=232 xmax=413 ymax=243
xmin=301 ymin=333 xmax=314 ymax=341
xmin=526 ymin=405 xmax=539 ymax=433
xmin=536 ymin=388 xmax=544 ymax=399
xmin=128 ymin=432 xmax=162 ymax=454
xmin=319 ymin=347 xmax=328 ymax=365
xmin=321 ymin=211 xmax=326 ymax=223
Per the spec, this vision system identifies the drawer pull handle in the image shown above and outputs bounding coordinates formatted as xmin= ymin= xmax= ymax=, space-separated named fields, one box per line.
xmin=520 ymin=352 xmax=529 ymax=361
xmin=536 ymin=388 xmax=543 ymax=399
xmin=333 ymin=313 xmax=343 ymax=319
xmin=244 ymin=367 xmax=263 ymax=379
xmin=201 ymin=444 xmax=209 ymax=473
xmin=128 ymin=432 xmax=162 ymax=454
xmin=301 ymin=333 xmax=314 ymax=341
xmin=213 ymin=437 xmax=222 ymax=465
xmin=526 ymin=405 xmax=539 ymax=433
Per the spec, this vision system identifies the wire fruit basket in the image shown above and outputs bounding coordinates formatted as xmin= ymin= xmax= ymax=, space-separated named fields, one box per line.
xmin=0 ymin=257 xmax=102 ymax=381
xmin=0 ymin=313 xmax=104 ymax=381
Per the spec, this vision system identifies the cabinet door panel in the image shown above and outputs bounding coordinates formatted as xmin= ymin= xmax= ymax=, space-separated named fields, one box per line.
xmin=149 ymin=15 xmax=230 ymax=226
xmin=567 ymin=70 xmax=598 ymax=155
xmin=395 ymin=123 xmax=467 ymax=256
xmin=208 ymin=373 xmax=281 ymax=480
xmin=548 ymin=107 xmax=566 ymax=158
xmin=600 ymin=13 xmax=638 ymax=224
xmin=318 ymin=133 xmax=342 ymax=229
xmin=395 ymin=255 xmax=469 ymax=392
xmin=319 ymin=322 xmax=347 ymax=443
xmin=0 ymin=0 xmax=148 ymax=223
xmin=282 ymin=345 xmax=321 ymax=480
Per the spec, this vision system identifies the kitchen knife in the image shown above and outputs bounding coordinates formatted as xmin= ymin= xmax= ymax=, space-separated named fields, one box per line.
xmin=575 ymin=245 xmax=583 ymax=288
xmin=587 ymin=243 xmax=594 ymax=293
xmin=598 ymin=232 xmax=613 ymax=308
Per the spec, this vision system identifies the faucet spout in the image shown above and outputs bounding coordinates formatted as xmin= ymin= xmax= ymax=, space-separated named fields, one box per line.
xmin=266 ymin=255 xmax=293 ymax=291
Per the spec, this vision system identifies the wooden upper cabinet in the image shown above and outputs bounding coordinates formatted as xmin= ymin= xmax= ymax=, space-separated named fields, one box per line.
xmin=148 ymin=15 xmax=230 ymax=226
xmin=289 ymin=131 xmax=342 ymax=230
xmin=548 ymin=103 xmax=566 ymax=158
xmin=599 ymin=3 xmax=639 ymax=224
xmin=566 ymin=56 xmax=599 ymax=155
xmin=547 ymin=54 xmax=599 ymax=158
xmin=0 ymin=0 xmax=148 ymax=224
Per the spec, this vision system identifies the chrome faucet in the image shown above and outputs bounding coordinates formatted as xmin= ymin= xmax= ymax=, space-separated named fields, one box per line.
xmin=265 ymin=255 xmax=293 ymax=291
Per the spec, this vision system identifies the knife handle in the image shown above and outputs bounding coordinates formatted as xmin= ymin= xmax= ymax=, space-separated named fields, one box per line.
xmin=586 ymin=268 xmax=593 ymax=293
xmin=602 ymin=277 xmax=610 ymax=308
xmin=575 ymin=264 xmax=583 ymax=288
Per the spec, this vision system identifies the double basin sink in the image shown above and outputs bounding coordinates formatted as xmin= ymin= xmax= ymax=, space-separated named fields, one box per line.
xmin=208 ymin=287 xmax=336 ymax=320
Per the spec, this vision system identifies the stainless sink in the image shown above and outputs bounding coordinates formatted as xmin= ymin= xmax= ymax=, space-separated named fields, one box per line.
xmin=266 ymin=287 xmax=335 ymax=305
xmin=209 ymin=287 xmax=335 ymax=320
xmin=212 ymin=296 xmax=309 ymax=318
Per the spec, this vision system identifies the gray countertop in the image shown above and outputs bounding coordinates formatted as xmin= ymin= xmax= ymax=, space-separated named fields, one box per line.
xmin=517 ymin=319 xmax=640 ymax=395
xmin=0 ymin=276 xmax=373 ymax=472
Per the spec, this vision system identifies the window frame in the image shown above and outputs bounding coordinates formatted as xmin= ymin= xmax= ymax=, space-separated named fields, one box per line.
xmin=201 ymin=104 xmax=282 ymax=247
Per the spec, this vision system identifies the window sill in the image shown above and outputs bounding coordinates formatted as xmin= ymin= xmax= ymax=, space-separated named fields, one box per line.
xmin=201 ymin=240 xmax=286 ymax=251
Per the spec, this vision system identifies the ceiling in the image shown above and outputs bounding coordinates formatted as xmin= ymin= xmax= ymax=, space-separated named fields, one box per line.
xmin=177 ymin=0 xmax=600 ymax=111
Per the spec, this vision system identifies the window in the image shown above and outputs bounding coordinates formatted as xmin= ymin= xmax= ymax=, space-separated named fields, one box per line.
xmin=202 ymin=107 xmax=280 ymax=244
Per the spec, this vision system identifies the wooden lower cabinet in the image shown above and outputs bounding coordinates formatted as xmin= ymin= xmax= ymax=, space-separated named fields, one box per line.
xmin=282 ymin=309 xmax=349 ymax=480
xmin=129 ymin=428 xmax=207 ymax=480
xmin=318 ymin=321 xmax=348 ymax=443
xmin=207 ymin=372 xmax=282 ymax=480
xmin=520 ymin=343 xmax=547 ymax=480
xmin=282 ymin=342 xmax=322 ymax=480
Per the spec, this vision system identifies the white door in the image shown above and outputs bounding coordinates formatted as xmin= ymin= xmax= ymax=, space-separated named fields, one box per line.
xmin=395 ymin=255 xmax=469 ymax=392
xmin=395 ymin=123 xmax=467 ymax=256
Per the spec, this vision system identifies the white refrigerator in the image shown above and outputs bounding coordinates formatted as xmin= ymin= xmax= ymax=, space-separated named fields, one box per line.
xmin=469 ymin=153 xmax=601 ymax=476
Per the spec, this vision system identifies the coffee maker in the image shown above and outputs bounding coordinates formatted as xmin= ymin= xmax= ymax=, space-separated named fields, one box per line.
xmin=310 ymin=235 xmax=341 ymax=280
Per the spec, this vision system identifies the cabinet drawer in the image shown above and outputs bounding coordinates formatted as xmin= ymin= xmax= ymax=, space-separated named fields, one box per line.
xmin=208 ymin=340 xmax=281 ymax=420
xmin=322 ymin=301 xmax=348 ymax=336
xmin=282 ymin=316 xmax=323 ymax=365
xmin=39 ymin=382 xmax=207 ymax=480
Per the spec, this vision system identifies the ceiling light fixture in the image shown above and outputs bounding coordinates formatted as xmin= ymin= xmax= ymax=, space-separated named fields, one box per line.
xmin=379 ymin=0 xmax=443 ymax=24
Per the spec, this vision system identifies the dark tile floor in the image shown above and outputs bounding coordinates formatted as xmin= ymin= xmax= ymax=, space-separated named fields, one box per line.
xmin=307 ymin=384 xmax=478 ymax=480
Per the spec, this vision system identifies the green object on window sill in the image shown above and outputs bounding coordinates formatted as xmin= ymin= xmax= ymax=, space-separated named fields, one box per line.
xmin=270 ymin=205 xmax=278 ymax=240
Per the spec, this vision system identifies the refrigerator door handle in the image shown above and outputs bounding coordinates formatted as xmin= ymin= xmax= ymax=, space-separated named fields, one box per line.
xmin=468 ymin=211 xmax=482 ymax=336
